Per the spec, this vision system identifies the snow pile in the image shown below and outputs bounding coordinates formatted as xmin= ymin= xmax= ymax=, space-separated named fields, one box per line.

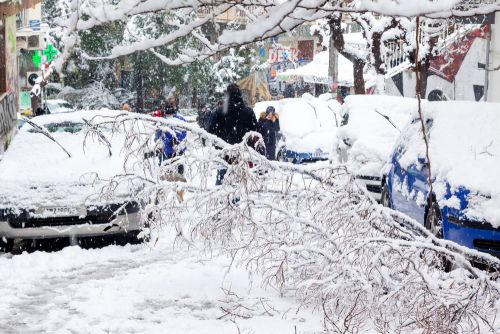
xmin=398 ymin=101 xmax=500 ymax=226
xmin=338 ymin=95 xmax=418 ymax=176
xmin=0 ymin=233 xmax=322 ymax=333
xmin=255 ymin=94 xmax=340 ymax=153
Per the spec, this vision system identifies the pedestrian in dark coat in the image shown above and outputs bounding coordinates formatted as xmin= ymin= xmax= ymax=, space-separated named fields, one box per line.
xmin=198 ymin=105 xmax=214 ymax=131
xmin=258 ymin=106 xmax=280 ymax=160
xmin=208 ymin=83 xmax=258 ymax=145
xmin=208 ymin=83 xmax=258 ymax=185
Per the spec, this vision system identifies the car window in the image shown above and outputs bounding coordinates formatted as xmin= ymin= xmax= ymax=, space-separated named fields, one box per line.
xmin=30 ymin=122 xmax=84 ymax=134
xmin=46 ymin=101 xmax=75 ymax=113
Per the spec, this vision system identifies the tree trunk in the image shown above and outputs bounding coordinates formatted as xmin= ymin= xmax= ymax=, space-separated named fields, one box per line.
xmin=192 ymin=87 xmax=198 ymax=109
xmin=353 ymin=58 xmax=365 ymax=94
xmin=328 ymin=15 xmax=366 ymax=95
xmin=415 ymin=27 xmax=438 ymax=99
xmin=135 ymin=53 xmax=144 ymax=113
xmin=371 ymin=31 xmax=386 ymax=94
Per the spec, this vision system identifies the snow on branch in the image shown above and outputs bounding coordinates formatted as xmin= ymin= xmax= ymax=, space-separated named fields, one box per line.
xmin=86 ymin=113 xmax=500 ymax=333
xmin=53 ymin=0 xmax=500 ymax=68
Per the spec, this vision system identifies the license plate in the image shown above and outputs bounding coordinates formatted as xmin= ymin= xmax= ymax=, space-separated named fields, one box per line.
xmin=35 ymin=206 xmax=85 ymax=217
xmin=313 ymin=151 xmax=326 ymax=159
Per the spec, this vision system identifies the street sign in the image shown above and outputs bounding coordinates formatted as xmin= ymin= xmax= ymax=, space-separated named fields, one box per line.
xmin=28 ymin=19 xmax=41 ymax=31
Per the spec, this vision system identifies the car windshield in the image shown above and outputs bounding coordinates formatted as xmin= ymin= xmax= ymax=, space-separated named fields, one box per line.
xmin=46 ymin=101 xmax=75 ymax=113
xmin=34 ymin=121 xmax=84 ymax=134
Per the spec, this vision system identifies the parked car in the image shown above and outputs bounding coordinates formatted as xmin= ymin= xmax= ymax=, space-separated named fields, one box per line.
xmin=44 ymin=99 xmax=76 ymax=114
xmin=255 ymin=93 xmax=340 ymax=163
xmin=335 ymin=95 xmax=417 ymax=200
xmin=0 ymin=110 xmax=144 ymax=252
xmin=382 ymin=101 xmax=500 ymax=256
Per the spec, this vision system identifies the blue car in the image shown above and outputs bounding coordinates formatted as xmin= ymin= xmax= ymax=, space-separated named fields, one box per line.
xmin=382 ymin=101 xmax=500 ymax=257
xmin=277 ymin=146 xmax=329 ymax=164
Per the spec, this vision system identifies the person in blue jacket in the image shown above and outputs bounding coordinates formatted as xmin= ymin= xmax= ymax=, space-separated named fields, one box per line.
xmin=154 ymin=102 xmax=187 ymax=174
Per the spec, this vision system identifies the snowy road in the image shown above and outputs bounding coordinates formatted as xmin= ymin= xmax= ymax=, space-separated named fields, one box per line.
xmin=0 ymin=233 xmax=322 ymax=334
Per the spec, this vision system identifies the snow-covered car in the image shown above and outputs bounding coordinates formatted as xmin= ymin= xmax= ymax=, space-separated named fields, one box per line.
xmin=44 ymin=99 xmax=76 ymax=114
xmin=0 ymin=110 xmax=144 ymax=252
xmin=57 ymin=83 xmax=121 ymax=110
xmin=336 ymin=95 xmax=417 ymax=201
xmin=255 ymin=93 xmax=340 ymax=163
xmin=382 ymin=101 xmax=500 ymax=256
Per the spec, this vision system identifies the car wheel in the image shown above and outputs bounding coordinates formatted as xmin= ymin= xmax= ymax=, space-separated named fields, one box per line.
xmin=277 ymin=151 xmax=285 ymax=162
xmin=0 ymin=237 xmax=14 ymax=253
xmin=425 ymin=202 xmax=443 ymax=239
xmin=425 ymin=202 xmax=452 ymax=271
xmin=381 ymin=183 xmax=391 ymax=208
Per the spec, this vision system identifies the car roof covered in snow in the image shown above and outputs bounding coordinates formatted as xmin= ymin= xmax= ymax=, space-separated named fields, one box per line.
xmin=397 ymin=100 xmax=500 ymax=225
xmin=255 ymin=94 xmax=341 ymax=153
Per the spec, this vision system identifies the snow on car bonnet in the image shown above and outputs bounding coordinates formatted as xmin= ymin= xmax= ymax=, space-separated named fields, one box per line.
xmin=0 ymin=109 xmax=141 ymax=208
xmin=339 ymin=95 xmax=417 ymax=174
xmin=398 ymin=101 xmax=500 ymax=226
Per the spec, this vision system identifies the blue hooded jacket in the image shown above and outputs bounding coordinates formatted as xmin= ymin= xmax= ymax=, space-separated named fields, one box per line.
xmin=155 ymin=114 xmax=187 ymax=156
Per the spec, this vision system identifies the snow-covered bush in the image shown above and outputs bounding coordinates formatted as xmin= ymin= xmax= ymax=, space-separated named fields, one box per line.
xmin=86 ymin=113 xmax=500 ymax=333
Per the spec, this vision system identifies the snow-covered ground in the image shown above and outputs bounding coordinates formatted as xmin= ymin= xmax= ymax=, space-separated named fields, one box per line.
xmin=0 ymin=232 xmax=322 ymax=334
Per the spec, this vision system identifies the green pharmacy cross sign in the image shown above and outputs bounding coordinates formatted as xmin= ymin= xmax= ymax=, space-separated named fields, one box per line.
xmin=43 ymin=44 xmax=58 ymax=61
xmin=32 ymin=43 xmax=59 ymax=67
xmin=32 ymin=51 xmax=42 ymax=67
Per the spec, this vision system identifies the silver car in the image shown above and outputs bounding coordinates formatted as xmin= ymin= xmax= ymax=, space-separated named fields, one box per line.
xmin=0 ymin=110 xmax=142 ymax=252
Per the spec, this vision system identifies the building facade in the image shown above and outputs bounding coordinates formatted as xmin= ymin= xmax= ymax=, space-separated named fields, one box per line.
xmin=0 ymin=0 xmax=41 ymax=155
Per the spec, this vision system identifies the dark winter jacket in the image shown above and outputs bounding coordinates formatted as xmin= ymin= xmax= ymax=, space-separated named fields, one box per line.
xmin=198 ymin=109 xmax=214 ymax=131
xmin=155 ymin=114 xmax=187 ymax=156
xmin=208 ymin=89 xmax=258 ymax=145
xmin=258 ymin=112 xmax=280 ymax=160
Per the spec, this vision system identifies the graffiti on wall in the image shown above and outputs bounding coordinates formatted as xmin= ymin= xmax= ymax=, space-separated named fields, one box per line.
xmin=5 ymin=15 xmax=18 ymax=94
xmin=268 ymin=48 xmax=299 ymax=63
xmin=0 ymin=94 xmax=17 ymax=139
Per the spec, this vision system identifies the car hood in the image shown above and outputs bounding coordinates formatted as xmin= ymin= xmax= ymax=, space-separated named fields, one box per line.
xmin=337 ymin=128 xmax=390 ymax=177
xmin=0 ymin=114 xmax=145 ymax=209
xmin=437 ymin=183 xmax=500 ymax=229
xmin=284 ymin=130 xmax=337 ymax=155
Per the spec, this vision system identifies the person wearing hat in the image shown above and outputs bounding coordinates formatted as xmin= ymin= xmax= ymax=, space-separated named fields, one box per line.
xmin=154 ymin=102 xmax=187 ymax=174
xmin=208 ymin=83 xmax=259 ymax=185
xmin=258 ymin=105 xmax=280 ymax=160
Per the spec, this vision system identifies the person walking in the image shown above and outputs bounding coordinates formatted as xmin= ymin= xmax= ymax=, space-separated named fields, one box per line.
xmin=258 ymin=106 xmax=280 ymax=160
xmin=208 ymin=83 xmax=258 ymax=185
xmin=154 ymin=101 xmax=187 ymax=175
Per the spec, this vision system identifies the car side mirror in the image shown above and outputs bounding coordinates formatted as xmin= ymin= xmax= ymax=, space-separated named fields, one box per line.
xmin=417 ymin=156 xmax=429 ymax=166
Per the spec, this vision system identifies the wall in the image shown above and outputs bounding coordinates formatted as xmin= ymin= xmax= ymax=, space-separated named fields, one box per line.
xmin=0 ymin=14 xmax=18 ymax=155
xmin=386 ymin=27 xmax=488 ymax=102
xmin=487 ymin=12 xmax=500 ymax=102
